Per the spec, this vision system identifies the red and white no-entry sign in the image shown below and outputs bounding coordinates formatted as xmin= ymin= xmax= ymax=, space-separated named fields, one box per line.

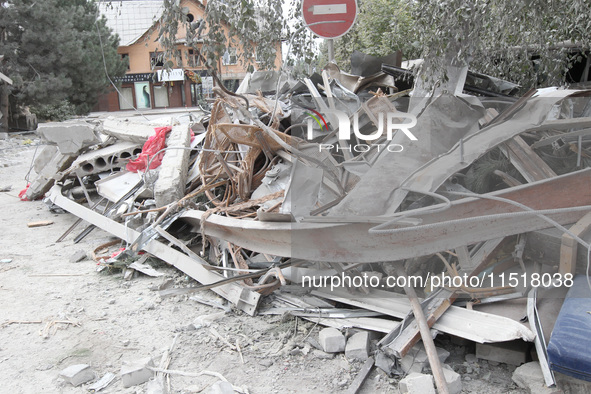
xmin=302 ymin=0 xmax=358 ymax=39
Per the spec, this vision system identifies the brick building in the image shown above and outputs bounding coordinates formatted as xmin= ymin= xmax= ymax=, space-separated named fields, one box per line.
xmin=95 ymin=0 xmax=281 ymax=112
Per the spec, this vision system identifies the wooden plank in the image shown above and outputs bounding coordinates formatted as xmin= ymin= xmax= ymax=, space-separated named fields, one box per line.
xmin=493 ymin=170 xmax=522 ymax=187
xmin=501 ymin=136 xmax=557 ymax=182
xmin=559 ymin=211 xmax=591 ymax=275
xmin=27 ymin=220 xmax=54 ymax=228
xmin=345 ymin=358 xmax=375 ymax=394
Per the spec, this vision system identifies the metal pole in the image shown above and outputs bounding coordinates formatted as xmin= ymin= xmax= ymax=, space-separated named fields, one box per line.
xmin=327 ymin=39 xmax=335 ymax=63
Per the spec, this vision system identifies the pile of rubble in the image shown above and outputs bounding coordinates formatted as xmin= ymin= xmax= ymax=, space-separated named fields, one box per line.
xmin=26 ymin=64 xmax=591 ymax=393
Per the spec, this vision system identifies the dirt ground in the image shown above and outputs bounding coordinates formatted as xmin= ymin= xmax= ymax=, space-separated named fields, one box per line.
xmin=0 ymin=131 xmax=527 ymax=393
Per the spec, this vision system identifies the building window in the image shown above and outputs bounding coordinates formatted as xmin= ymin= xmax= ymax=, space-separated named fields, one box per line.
xmin=153 ymin=85 xmax=169 ymax=108
xmin=222 ymin=48 xmax=237 ymax=66
xmin=121 ymin=53 xmax=130 ymax=70
xmin=186 ymin=13 xmax=194 ymax=22
xmin=118 ymin=87 xmax=134 ymax=110
xmin=150 ymin=52 xmax=164 ymax=68
xmin=134 ymin=82 xmax=151 ymax=109
xmin=188 ymin=49 xmax=201 ymax=67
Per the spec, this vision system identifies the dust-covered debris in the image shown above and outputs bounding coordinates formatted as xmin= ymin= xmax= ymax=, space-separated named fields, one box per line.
xmin=9 ymin=60 xmax=591 ymax=393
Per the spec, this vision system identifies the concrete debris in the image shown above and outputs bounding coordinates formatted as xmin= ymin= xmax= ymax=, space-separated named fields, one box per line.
xmin=121 ymin=357 xmax=155 ymax=388
xmin=100 ymin=117 xmax=159 ymax=143
xmin=374 ymin=351 xmax=396 ymax=376
xmin=442 ymin=364 xmax=462 ymax=394
xmin=476 ymin=340 xmax=528 ymax=366
xmin=58 ymin=364 xmax=95 ymax=387
xmin=26 ymin=150 xmax=75 ymax=200
xmin=400 ymin=344 xmax=450 ymax=374
xmin=154 ymin=124 xmax=192 ymax=207
xmin=398 ymin=372 xmax=436 ymax=394
xmin=37 ymin=122 xmax=100 ymax=155
xmin=345 ymin=331 xmax=370 ymax=360
xmin=319 ymin=328 xmax=346 ymax=353
xmin=512 ymin=362 xmax=562 ymax=394
xmin=25 ymin=58 xmax=591 ymax=393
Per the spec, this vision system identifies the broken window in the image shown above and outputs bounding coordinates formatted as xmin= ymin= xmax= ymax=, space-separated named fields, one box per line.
xmin=222 ymin=48 xmax=237 ymax=66
xmin=188 ymin=49 xmax=201 ymax=67
xmin=121 ymin=53 xmax=130 ymax=70
xmin=150 ymin=52 xmax=164 ymax=69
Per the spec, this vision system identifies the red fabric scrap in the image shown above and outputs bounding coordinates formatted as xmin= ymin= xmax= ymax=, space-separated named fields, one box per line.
xmin=110 ymin=248 xmax=126 ymax=259
xmin=126 ymin=126 xmax=173 ymax=173
xmin=18 ymin=183 xmax=30 ymax=201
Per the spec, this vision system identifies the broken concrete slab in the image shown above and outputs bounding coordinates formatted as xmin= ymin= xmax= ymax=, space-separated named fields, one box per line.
xmin=100 ymin=118 xmax=158 ymax=144
xmin=37 ymin=122 xmax=100 ymax=155
xmin=345 ymin=331 xmax=370 ymax=360
xmin=154 ymin=124 xmax=192 ymax=207
xmin=71 ymin=141 xmax=141 ymax=177
xmin=442 ymin=364 xmax=462 ymax=394
xmin=59 ymin=364 xmax=95 ymax=387
xmin=399 ymin=372 xmax=436 ymax=394
xmin=476 ymin=340 xmax=528 ymax=366
xmin=513 ymin=362 xmax=562 ymax=394
xmin=121 ymin=357 xmax=154 ymax=388
xmin=400 ymin=344 xmax=450 ymax=374
xmin=33 ymin=145 xmax=59 ymax=174
xmin=319 ymin=327 xmax=346 ymax=353
xmin=26 ymin=151 xmax=75 ymax=200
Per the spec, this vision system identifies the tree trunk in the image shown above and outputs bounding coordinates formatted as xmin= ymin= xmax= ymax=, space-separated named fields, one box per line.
xmin=0 ymin=83 xmax=9 ymax=133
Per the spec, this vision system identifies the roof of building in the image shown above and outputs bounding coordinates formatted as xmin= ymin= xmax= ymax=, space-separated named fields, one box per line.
xmin=99 ymin=1 xmax=165 ymax=46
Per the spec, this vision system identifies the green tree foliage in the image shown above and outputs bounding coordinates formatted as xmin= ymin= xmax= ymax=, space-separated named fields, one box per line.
xmin=412 ymin=0 xmax=591 ymax=88
xmin=0 ymin=0 xmax=126 ymax=116
xmin=157 ymin=0 xmax=287 ymax=75
xmin=333 ymin=0 xmax=419 ymax=70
